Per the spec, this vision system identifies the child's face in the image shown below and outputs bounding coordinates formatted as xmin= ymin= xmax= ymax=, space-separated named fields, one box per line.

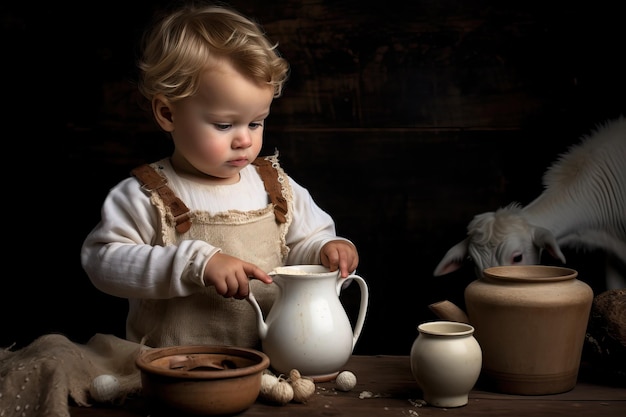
xmin=166 ymin=59 xmax=275 ymax=183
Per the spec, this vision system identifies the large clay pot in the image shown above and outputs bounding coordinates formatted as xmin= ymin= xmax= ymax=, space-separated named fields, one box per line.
xmin=430 ymin=265 xmax=593 ymax=395
xmin=247 ymin=265 xmax=369 ymax=381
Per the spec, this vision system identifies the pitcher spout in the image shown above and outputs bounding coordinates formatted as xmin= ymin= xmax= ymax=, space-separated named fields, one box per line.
xmin=246 ymin=291 xmax=268 ymax=340
xmin=429 ymin=300 xmax=470 ymax=323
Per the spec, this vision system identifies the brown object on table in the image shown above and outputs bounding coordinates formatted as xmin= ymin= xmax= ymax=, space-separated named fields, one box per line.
xmin=71 ymin=355 xmax=626 ymax=417
xmin=583 ymin=289 xmax=626 ymax=381
xmin=135 ymin=345 xmax=269 ymax=416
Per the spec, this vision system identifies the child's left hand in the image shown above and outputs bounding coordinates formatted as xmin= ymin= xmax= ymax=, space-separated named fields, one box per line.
xmin=320 ymin=240 xmax=359 ymax=278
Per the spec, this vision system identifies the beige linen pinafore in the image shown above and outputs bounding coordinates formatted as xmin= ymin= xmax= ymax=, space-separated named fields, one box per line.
xmin=129 ymin=154 xmax=293 ymax=348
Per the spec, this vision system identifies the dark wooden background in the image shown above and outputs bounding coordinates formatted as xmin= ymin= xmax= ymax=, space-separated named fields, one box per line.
xmin=3 ymin=0 xmax=624 ymax=355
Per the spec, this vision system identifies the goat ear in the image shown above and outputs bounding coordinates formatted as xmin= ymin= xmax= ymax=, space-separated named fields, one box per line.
xmin=532 ymin=226 xmax=567 ymax=264
xmin=434 ymin=238 xmax=470 ymax=276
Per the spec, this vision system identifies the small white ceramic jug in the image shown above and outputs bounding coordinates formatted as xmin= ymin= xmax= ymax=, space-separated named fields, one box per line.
xmin=410 ymin=321 xmax=482 ymax=408
xmin=247 ymin=265 xmax=369 ymax=381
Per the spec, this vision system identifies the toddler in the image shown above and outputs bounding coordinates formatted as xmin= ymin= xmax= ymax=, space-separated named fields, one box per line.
xmin=81 ymin=3 xmax=359 ymax=349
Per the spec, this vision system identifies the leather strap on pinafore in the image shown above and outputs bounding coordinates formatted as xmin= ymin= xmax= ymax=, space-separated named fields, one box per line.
xmin=130 ymin=156 xmax=288 ymax=234
xmin=251 ymin=157 xmax=288 ymax=224
xmin=131 ymin=164 xmax=192 ymax=233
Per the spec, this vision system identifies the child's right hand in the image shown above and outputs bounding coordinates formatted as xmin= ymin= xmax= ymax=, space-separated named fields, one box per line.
xmin=203 ymin=253 xmax=273 ymax=299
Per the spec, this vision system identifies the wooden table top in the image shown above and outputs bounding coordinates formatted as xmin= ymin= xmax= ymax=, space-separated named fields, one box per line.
xmin=71 ymin=355 xmax=626 ymax=417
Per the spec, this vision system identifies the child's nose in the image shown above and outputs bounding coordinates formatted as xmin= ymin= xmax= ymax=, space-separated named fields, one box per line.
xmin=232 ymin=128 xmax=252 ymax=148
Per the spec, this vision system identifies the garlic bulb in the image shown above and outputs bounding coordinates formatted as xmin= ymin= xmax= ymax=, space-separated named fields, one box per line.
xmin=269 ymin=379 xmax=294 ymax=405
xmin=259 ymin=371 xmax=279 ymax=399
xmin=89 ymin=374 xmax=121 ymax=403
xmin=259 ymin=370 xmax=294 ymax=405
xmin=288 ymin=369 xmax=316 ymax=403
xmin=335 ymin=370 xmax=357 ymax=392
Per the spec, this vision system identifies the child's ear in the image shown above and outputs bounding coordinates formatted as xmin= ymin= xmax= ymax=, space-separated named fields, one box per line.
xmin=152 ymin=95 xmax=175 ymax=132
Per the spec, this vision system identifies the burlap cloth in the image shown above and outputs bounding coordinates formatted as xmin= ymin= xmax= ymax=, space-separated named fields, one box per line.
xmin=0 ymin=333 xmax=145 ymax=417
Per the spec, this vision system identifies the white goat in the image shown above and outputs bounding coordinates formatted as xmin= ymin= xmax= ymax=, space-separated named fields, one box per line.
xmin=434 ymin=116 xmax=626 ymax=289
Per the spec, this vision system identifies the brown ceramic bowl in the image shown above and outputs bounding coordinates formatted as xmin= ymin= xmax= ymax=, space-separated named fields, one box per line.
xmin=136 ymin=345 xmax=270 ymax=416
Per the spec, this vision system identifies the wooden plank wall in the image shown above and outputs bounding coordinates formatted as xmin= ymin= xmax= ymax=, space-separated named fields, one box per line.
xmin=3 ymin=0 xmax=624 ymax=355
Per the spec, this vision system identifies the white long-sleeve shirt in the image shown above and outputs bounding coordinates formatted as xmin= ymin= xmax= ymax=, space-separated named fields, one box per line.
xmin=81 ymin=159 xmax=345 ymax=301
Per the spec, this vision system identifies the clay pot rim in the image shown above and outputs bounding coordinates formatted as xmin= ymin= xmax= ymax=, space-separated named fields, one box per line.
xmin=418 ymin=320 xmax=475 ymax=336
xmin=483 ymin=265 xmax=577 ymax=282
xmin=136 ymin=345 xmax=270 ymax=380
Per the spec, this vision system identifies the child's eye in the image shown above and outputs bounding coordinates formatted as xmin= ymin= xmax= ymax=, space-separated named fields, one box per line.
xmin=214 ymin=124 xmax=231 ymax=130
xmin=249 ymin=122 xmax=264 ymax=129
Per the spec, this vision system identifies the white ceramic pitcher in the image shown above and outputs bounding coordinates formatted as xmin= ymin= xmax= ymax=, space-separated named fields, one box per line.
xmin=246 ymin=265 xmax=369 ymax=381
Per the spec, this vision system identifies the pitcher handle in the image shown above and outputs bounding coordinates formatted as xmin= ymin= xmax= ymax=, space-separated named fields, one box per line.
xmin=336 ymin=273 xmax=369 ymax=351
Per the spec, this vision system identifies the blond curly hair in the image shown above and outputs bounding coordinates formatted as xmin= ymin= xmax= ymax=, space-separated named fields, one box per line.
xmin=137 ymin=3 xmax=289 ymax=103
